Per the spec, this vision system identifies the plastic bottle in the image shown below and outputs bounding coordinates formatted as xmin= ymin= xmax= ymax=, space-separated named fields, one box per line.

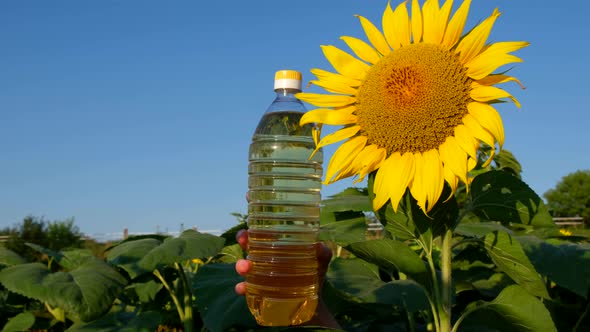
xmin=246 ymin=70 xmax=323 ymax=326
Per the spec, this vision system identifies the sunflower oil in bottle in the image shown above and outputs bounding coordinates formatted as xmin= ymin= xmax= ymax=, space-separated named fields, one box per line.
xmin=246 ymin=70 xmax=323 ymax=326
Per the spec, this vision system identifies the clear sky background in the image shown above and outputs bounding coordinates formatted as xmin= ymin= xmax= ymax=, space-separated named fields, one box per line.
xmin=1 ymin=0 xmax=588 ymax=237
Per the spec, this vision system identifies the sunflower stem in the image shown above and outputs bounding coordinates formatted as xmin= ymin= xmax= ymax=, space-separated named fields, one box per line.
xmin=439 ymin=227 xmax=453 ymax=332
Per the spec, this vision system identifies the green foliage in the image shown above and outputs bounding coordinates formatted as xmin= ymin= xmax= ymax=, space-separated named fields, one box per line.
xmin=0 ymin=259 xmax=127 ymax=322
xmin=483 ymin=231 xmax=549 ymax=299
xmin=456 ymin=285 xmax=557 ymax=332
xmin=66 ymin=311 xmax=162 ymax=332
xmin=2 ymin=216 xmax=83 ymax=263
xmin=2 ymin=163 xmax=589 ymax=331
xmin=106 ymin=230 xmax=225 ymax=279
xmin=2 ymin=312 xmax=35 ymax=332
xmin=192 ymin=263 xmax=256 ymax=332
xmin=544 ymin=169 xmax=590 ymax=220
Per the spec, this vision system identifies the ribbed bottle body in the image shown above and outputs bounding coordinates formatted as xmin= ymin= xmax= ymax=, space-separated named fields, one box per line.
xmin=246 ymin=110 xmax=323 ymax=326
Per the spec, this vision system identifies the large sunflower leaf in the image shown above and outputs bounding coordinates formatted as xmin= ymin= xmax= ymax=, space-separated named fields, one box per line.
xmin=107 ymin=230 xmax=225 ymax=279
xmin=518 ymin=236 xmax=590 ymax=298
xmin=2 ymin=312 xmax=35 ymax=332
xmin=66 ymin=311 xmax=161 ymax=332
xmin=139 ymin=230 xmax=225 ymax=271
xmin=456 ymin=285 xmax=557 ymax=332
xmin=346 ymin=239 xmax=427 ymax=276
xmin=0 ymin=260 xmax=127 ymax=322
xmin=319 ymin=216 xmax=367 ymax=246
xmin=484 ymin=231 xmax=549 ymax=299
xmin=455 ymin=222 xmax=513 ymax=238
xmin=326 ymin=258 xmax=429 ymax=312
xmin=321 ymin=187 xmax=371 ymax=213
xmin=106 ymin=238 xmax=161 ymax=278
xmin=0 ymin=247 xmax=26 ymax=266
xmin=192 ymin=263 xmax=256 ymax=332
xmin=468 ymin=171 xmax=554 ymax=227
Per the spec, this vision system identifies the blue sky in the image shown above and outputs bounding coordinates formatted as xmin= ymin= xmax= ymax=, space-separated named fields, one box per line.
xmin=1 ymin=1 xmax=588 ymax=237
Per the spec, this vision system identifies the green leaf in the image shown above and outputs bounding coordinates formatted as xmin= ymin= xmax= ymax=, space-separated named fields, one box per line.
xmin=25 ymin=244 xmax=96 ymax=271
xmin=455 ymin=222 xmax=514 ymax=238
xmin=139 ymin=230 xmax=225 ymax=271
xmin=327 ymin=258 xmax=383 ymax=302
xmin=346 ymin=239 xmax=427 ymax=276
xmin=2 ymin=312 xmax=35 ymax=332
xmin=216 ymin=243 xmax=245 ymax=263
xmin=492 ymin=149 xmax=522 ymax=178
xmin=192 ymin=263 xmax=256 ymax=332
xmin=107 ymin=230 xmax=226 ymax=279
xmin=66 ymin=311 xmax=162 ymax=332
xmin=468 ymin=171 xmax=554 ymax=227
xmin=0 ymin=260 xmax=127 ymax=322
xmin=128 ymin=280 xmax=163 ymax=303
xmin=377 ymin=185 xmax=458 ymax=253
xmin=319 ymin=217 xmax=367 ymax=246
xmin=326 ymin=258 xmax=429 ymax=312
xmin=457 ymin=285 xmax=557 ymax=332
xmin=0 ymin=247 xmax=27 ymax=266
xmin=484 ymin=231 xmax=549 ymax=299
xmin=106 ymin=238 xmax=161 ymax=278
xmin=322 ymin=187 xmax=371 ymax=213
xmin=518 ymin=236 xmax=590 ymax=298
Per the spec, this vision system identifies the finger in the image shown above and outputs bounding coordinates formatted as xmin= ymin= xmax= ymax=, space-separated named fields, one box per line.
xmin=236 ymin=229 xmax=249 ymax=251
xmin=235 ymin=259 xmax=252 ymax=276
xmin=235 ymin=281 xmax=247 ymax=296
xmin=316 ymin=243 xmax=333 ymax=280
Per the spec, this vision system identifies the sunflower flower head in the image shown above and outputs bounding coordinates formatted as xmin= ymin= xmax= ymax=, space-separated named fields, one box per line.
xmin=297 ymin=0 xmax=528 ymax=214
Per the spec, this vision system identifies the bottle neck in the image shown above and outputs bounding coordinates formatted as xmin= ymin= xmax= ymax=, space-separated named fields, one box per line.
xmin=274 ymin=88 xmax=301 ymax=98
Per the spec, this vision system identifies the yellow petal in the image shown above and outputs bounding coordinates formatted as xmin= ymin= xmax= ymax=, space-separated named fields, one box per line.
xmin=467 ymin=102 xmax=505 ymax=148
xmin=334 ymin=144 xmax=378 ymax=183
xmin=296 ymin=92 xmax=356 ymax=107
xmin=410 ymin=150 xmax=444 ymax=213
xmin=411 ymin=0 xmax=423 ymax=42
xmin=355 ymin=145 xmax=387 ymax=184
xmin=443 ymin=164 xmax=459 ymax=201
xmin=372 ymin=152 xmax=416 ymax=211
xmin=466 ymin=41 xmax=529 ymax=80
xmin=312 ymin=125 xmax=321 ymax=147
xmin=467 ymin=156 xmax=477 ymax=172
xmin=311 ymin=68 xmax=362 ymax=87
xmin=356 ymin=15 xmax=390 ymax=56
xmin=477 ymin=74 xmax=525 ymax=89
xmin=439 ymin=136 xmax=468 ymax=184
xmin=321 ymin=45 xmax=370 ymax=80
xmin=309 ymin=78 xmax=358 ymax=95
xmin=340 ymin=36 xmax=381 ymax=64
xmin=383 ymin=1 xmax=411 ymax=49
xmin=442 ymin=0 xmax=471 ymax=48
xmin=301 ymin=106 xmax=357 ymax=126
xmin=462 ymin=113 xmax=496 ymax=167
xmin=386 ymin=152 xmax=416 ymax=212
xmin=436 ymin=0 xmax=454 ymax=44
xmin=325 ymin=136 xmax=367 ymax=183
xmin=422 ymin=0 xmax=441 ymax=44
xmin=456 ymin=8 xmax=501 ymax=64
xmin=315 ymin=125 xmax=361 ymax=151
xmin=454 ymin=124 xmax=479 ymax=159
xmin=470 ymin=82 xmax=521 ymax=108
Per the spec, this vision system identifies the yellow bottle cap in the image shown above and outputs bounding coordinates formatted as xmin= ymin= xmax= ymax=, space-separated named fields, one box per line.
xmin=274 ymin=69 xmax=302 ymax=91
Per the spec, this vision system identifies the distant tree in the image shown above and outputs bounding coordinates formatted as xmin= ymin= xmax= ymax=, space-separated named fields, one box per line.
xmin=46 ymin=218 xmax=83 ymax=250
xmin=544 ymin=170 xmax=590 ymax=220
xmin=3 ymin=216 xmax=83 ymax=262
